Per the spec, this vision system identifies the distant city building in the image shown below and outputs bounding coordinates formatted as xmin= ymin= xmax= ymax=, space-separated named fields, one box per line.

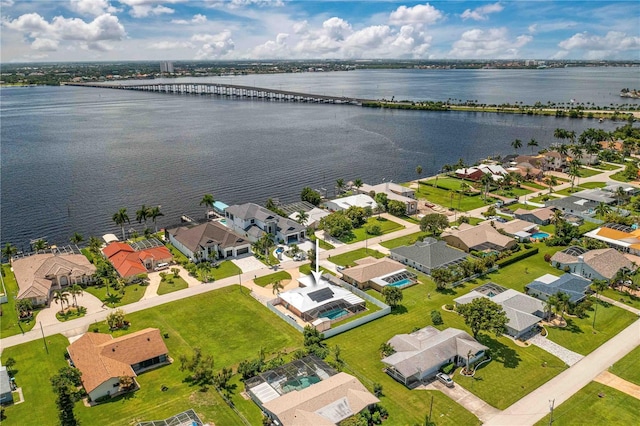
xmin=160 ymin=61 xmax=174 ymax=73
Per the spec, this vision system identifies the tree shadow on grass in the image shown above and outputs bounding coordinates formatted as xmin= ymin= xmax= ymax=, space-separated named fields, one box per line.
xmin=436 ymin=287 xmax=456 ymax=296
xmin=478 ymin=335 xmax=521 ymax=369
xmin=390 ymin=305 xmax=408 ymax=315
xmin=554 ymin=318 xmax=583 ymax=335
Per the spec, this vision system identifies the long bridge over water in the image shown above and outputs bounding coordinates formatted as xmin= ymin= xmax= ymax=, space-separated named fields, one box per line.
xmin=65 ymin=82 xmax=379 ymax=106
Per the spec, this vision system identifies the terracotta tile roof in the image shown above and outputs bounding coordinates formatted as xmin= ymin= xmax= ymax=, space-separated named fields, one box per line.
xmin=67 ymin=328 xmax=168 ymax=394
xmin=12 ymin=253 xmax=96 ymax=300
xmin=102 ymin=242 xmax=134 ymax=258
xmin=103 ymin=243 xmax=172 ymax=278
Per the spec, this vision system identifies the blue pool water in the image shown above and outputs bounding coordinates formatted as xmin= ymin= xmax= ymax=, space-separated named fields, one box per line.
xmin=531 ymin=232 xmax=550 ymax=240
xmin=388 ymin=279 xmax=412 ymax=288
xmin=322 ymin=308 xmax=348 ymax=320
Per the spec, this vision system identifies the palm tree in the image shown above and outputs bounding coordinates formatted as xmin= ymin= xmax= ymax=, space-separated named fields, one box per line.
xmin=112 ymin=208 xmax=130 ymax=241
xmin=615 ymin=186 xmax=627 ymax=206
xmin=296 ymin=210 xmax=309 ymax=225
xmin=594 ymin=202 xmax=611 ymax=218
xmin=69 ymin=284 xmax=83 ymax=307
xmin=557 ymin=143 xmax=569 ymax=157
xmin=544 ymin=294 xmax=558 ymax=321
xmin=353 ymin=178 xmax=363 ymax=193
xmin=527 ymin=138 xmax=539 ymax=154
xmin=200 ymin=194 xmax=215 ymax=219
xmin=69 ymin=232 xmax=84 ymax=245
xmin=511 ymin=139 xmax=523 ymax=154
xmin=136 ymin=204 xmax=150 ymax=226
xmin=272 ymin=280 xmax=284 ymax=296
xmin=556 ymin=292 xmax=571 ymax=322
xmin=416 ymin=165 xmax=423 ymax=187
xmin=148 ymin=206 xmax=164 ymax=233
xmin=336 ymin=178 xmax=345 ymax=196
xmin=567 ymin=159 xmax=581 ymax=190
xmin=197 ymin=261 xmax=212 ymax=283
xmin=1 ymin=242 xmax=18 ymax=263
xmin=52 ymin=289 xmax=69 ymax=313
xmin=543 ymin=175 xmax=558 ymax=194
xmin=88 ymin=236 xmax=102 ymax=254
xmin=480 ymin=173 xmax=493 ymax=201
xmin=32 ymin=239 xmax=48 ymax=253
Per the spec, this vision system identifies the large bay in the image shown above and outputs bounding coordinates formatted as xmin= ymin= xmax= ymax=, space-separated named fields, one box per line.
xmin=1 ymin=67 xmax=636 ymax=249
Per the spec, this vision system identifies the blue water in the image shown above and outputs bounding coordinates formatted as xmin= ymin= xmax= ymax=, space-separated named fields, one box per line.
xmin=322 ymin=308 xmax=348 ymax=320
xmin=388 ymin=278 xmax=412 ymax=288
xmin=531 ymin=232 xmax=550 ymax=239
xmin=2 ymin=68 xmax=633 ymax=249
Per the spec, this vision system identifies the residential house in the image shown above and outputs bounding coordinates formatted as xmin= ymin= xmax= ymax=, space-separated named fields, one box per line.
xmin=382 ymin=326 xmax=488 ymax=387
xmin=67 ymin=328 xmax=169 ymax=401
xmin=225 ymin=203 xmax=306 ymax=244
xmin=389 ymin=238 xmax=470 ymax=275
xmin=550 ymin=246 xmax=635 ymax=281
xmin=542 ymin=151 xmax=566 ymax=172
xmin=324 ymin=194 xmax=377 ymax=212
xmin=506 ymin=162 xmax=544 ymax=180
xmin=358 ymin=182 xmax=418 ymax=215
xmin=454 ymin=284 xmax=545 ymax=339
xmin=289 ymin=208 xmax=330 ymax=229
xmin=166 ymin=222 xmax=251 ymax=261
xmin=340 ymin=257 xmax=417 ymax=291
xmin=441 ymin=223 xmax=517 ymax=253
xmin=513 ymin=207 xmax=556 ymax=225
xmin=246 ymin=356 xmax=379 ymax=426
xmin=12 ymin=253 xmax=96 ymax=306
xmin=455 ymin=164 xmax=508 ymax=182
xmin=0 ymin=365 xmax=13 ymax=405
xmin=525 ymin=273 xmax=592 ymax=303
xmin=571 ymin=188 xmax=617 ymax=205
xmin=545 ymin=196 xmax=598 ymax=220
xmin=492 ymin=219 xmax=539 ymax=242
xmin=102 ymin=241 xmax=172 ymax=279
xmin=584 ymin=223 xmax=640 ymax=255
xmin=514 ymin=154 xmax=545 ymax=170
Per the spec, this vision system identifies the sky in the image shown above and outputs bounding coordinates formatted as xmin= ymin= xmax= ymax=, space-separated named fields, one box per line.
xmin=1 ymin=1 xmax=639 ymax=63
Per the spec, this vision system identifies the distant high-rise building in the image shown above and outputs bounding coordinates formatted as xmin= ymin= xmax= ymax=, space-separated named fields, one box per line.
xmin=160 ymin=61 xmax=174 ymax=73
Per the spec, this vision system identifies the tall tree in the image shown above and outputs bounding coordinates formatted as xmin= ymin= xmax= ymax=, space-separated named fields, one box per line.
xmin=148 ymin=206 xmax=164 ymax=233
xmin=457 ymin=298 xmax=508 ymax=338
xmin=555 ymin=292 xmax=571 ymax=322
xmin=594 ymin=202 xmax=611 ymax=218
xmin=200 ymin=194 xmax=215 ymax=219
xmin=543 ymin=175 xmax=558 ymax=194
xmin=527 ymin=138 xmax=539 ymax=154
xmin=50 ymin=371 xmax=80 ymax=426
xmin=32 ymin=239 xmax=48 ymax=252
xmin=480 ymin=173 xmax=493 ymax=201
xmin=88 ymin=236 xmax=102 ymax=254
xmin=69 ymin=284 xmax=83 ymax=307
xmin=112 ymin=208 xmax=130 ymax=241
xmin=416 ymin=165 xmax=423 ymax=187
xmin=272 ymin=280 xmax=284 ymax=296
xmin=353 ymin=178 xmax=363 ymax=192
xmin=382 ymin=286 xmax=403 ymax=308
xmin=420 ymin=213 xmax=449 ymax=235
xmin=296 ymin=209 xmax=309 ymax=225
xmin=52 ymin=289 xmax=69 ymax=313
xmin=69 ymin=232 xmax=83 ymax=245
xmin=1 ymin=242 xmax=18 ymax=263
xmin=136 ymin=204 xmax=150 ymax=226
xmin=511 ymin=138 xmax=523 ymax=153
xmin=336 ymin=178 xmax=345 ymax=196
xmin=567 ymin=159 xmax=581 ymax=190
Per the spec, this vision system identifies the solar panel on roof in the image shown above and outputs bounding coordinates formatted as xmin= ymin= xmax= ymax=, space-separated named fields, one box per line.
xmin=308 ymin=287 xmax=335 ymax=302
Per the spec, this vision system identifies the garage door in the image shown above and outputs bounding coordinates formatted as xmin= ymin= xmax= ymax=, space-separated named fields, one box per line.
xmin=237 ymin=247 xmax=249 ymax=255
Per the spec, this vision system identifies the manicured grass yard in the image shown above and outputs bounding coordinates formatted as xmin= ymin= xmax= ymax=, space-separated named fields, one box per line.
xmin=522 ymin=181 xmax=546 ymax=190
xmin=508 ymin=203 xmax=537 ymax=211
xmin=1 ymin=264 xmax=39 ymax=338
xmin=157 ymin=276 xmax=189 ymax=295
xmin=253 ymin=271 xmax=291 ymax=287
xmin=339 ymin=217 xmax=404 ymax=244
xmin=578 ymin=167 xmax=603 ymax=178
xmin=165 ymin=242 xmax=189 ymax=263
xmin=208 ymin=260 xmax=242 ymax=281
xmin=329 ymin=248 xmax=385 ymax=267
xmin=423 ymin=177 xmax=468 ymax=191
xmin=578 ymin=181 xmax=606 ymax=189
xmin=2 ymin=286 xmax=302 ymax=426
xmin=592 ymin=162 xmax=623 ymax=171
xmin=601 ymin=287 xmax=640 ymax=310
xmin=610 ymin=344 xmax=640 ymax=386
xmin=415 ymin=184 xmax=491 ymax=212
xmin=544 ymin=300 xmax=637 ymax=355
xmin=380 ymin=231 xmax=429 ymax=249
xmin=298 ymin=263 xmax=334 ymax=276
xmin=84 ymin=282 xmax=147 ymax=307
xmin=535 ymin=382 xmax=640 ymax=426
xmin=493 ymin=186 xmax=533 ymax=198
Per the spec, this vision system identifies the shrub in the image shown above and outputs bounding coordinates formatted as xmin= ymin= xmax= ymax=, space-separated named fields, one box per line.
xmin=430 ymin=310 xmax=443 ymax=325
xmin=544 ymin=253 xmax=552 ymax=262
xmin=365 ymin=224 xmax=382 ymax=236
xmin=441 ymin=362 xmax=455 ymax=374
xmin=445 ymin=303 xmax=454 ymax=311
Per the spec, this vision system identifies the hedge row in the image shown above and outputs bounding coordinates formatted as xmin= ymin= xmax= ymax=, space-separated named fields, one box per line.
xmin=496 ymin=247 xmax=539 ymax=268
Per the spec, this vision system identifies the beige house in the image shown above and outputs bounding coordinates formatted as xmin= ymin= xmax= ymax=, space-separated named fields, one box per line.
xmin=358 ymin=182 xmax=418 ymax=215
xmin=441 ymin=223 xmax=517 ymax=253
xmin=340 ymin=257 xmax=416 ymax=291
xmin=67 ymin=328 xmax=169 ymax=402
xmin=12 ymin=253 xmax=96 ymax=306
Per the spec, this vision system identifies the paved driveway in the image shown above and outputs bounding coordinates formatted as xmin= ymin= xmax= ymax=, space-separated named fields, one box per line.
xmin=232 ymin=254 xmax=267 ymax=273
xmin=419 ymin=379 xmax=500 ymax=423
xmin=528 ymin=333 xmax=584 ymax=366
xmin=34 ymin=290 xmax=107 ymax=327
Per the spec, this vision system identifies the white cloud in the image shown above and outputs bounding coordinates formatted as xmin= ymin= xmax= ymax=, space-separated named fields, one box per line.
xmin=192 ymin=30 xmax=235 ymax=59
xmin=69 ymin=0 xmax=118 ymax=16
xmin=251 ymin=32 xmax=289 ymax=58
xmin=118 ymin=0 xmax=183 ymax=18
xmin=205 ymin=0 xmax=284 ymax=9
xmin=148 ymin=40 xmax=194 ymax=49
xmin=171 ymin=14 xmax=208 ymax=25
xmin=556 ymin=31 xmax=640 ymax=59
xmin=389 ymin=3 xmax=443 ymax=26
xmin=449 ymin=28 xmax=532 ymax=58
xmin=461 ymin=2 xmax=503 ymax=21
xmin=0 ymin=0 xmax=15 ymax=6
xmin=3 ymin=12 xmax=126 ymax=52
xmin=528 ymin=21 xmax=578 ymax=34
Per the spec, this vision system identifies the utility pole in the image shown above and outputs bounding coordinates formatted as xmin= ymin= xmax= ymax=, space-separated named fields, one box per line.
xmin=40 ymin=322 xmax=49 ymax=354
xmin=548 ymin=399 xmax=555 ymax=426
xmin=428 ymin=394 xmax=434 ymax=425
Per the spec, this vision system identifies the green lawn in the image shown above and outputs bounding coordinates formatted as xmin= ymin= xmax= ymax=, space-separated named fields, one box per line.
xmin=508 ymin=203 xmax=537 ymax=211
xmin=208 ymin=260 xmax=242 ymax=281
xmin=528 ymin=194 xmax=554 ymax=204
xmin=165 ymin=242 xmax=189 ymax=263
xmin=84 ymin=282 xmax=147 ymax=307
xmin=579 ymin=181 xmax=607 ymax=189
xmin=555 ymin=187 xmax=584 ymax=196
xmin=338 ymin=217 xmax=404 ymax=244
xmin=545 ymin=300 xmax=638 ymax=355
xmin=493 ymin=187 xmax=533 ymax=198
xmin=591 ymin=162 xmax=623 ymax=171
xmin=578 ymin=167 xmax=603 ymax=178
xmin=522 ymin=181 xmax=546 ymax=190
xmin=423 ymin=176 xmax=469 ymax=191
xmin=309 ymin=233 xmax=335 ymax=250
xmin=329 ymin=248 xmax=385 ymax=267
xmin=380 ymin=231 xmax=429 ymax=249
xmin=610 ymin=344 xmax=640 ymax=386
xmin=601 ymin=287 xmax=640 ymax=309
xmin=535 ymin=382 xmax=640 ymax=426
xmin=415 ymin=184 xmax=491 ymax=212
xmin=1 ymin=264 xmax=39 ymax=338
xmin=157 ymin=276 xmax=189 ymax=295
xmin=2 ymin=286 xmax=302 ymax=426
xmin=298 ymin=264 xmax=334 ymax=276
xmin=253 ymin=271 xmax=291 ymax=287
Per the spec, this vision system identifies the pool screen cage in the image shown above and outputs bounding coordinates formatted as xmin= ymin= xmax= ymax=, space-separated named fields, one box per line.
xmin=303 ymin=299 xmax=365 ymax=322
xmin=383 ymin=270 xmax=418 ymax=284
xmin=136 ymin=409 xmax=204 ymax=426
xmin=245 ymin=355 xmax=337 ymax=396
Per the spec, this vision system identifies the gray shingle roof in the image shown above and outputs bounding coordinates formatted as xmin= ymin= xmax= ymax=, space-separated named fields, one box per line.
xmin=526 ymin=273 xmax=591 ymax=303
xmin=226 ymin=203 xmax=305 ymax=234
xmin=390 ymin=238 xmax=469 ymax=269
xmin=167 ymin=222 xmax=249 ymax=252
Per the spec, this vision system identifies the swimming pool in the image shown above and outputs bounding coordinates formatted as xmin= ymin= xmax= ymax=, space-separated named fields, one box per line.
xmin=281 ymin=375 xmax=321 ymax=393
xmin=531 ymin=232 xmax=550 ymax=240
xmin=388 ymin=278 xmax=412 ymax=288
xmin=321 ymin=308 xmax=348 ymax=320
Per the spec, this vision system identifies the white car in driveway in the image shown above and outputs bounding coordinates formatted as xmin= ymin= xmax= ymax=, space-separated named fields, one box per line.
xmin=436 ymin=372 xmax=454 ymax=387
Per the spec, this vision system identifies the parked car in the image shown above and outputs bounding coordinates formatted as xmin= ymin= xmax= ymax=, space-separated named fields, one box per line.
xmin=336 ymin=265 xmax=345 ymax=271
xmin=436 ymin=372 xmax=454 ymax=388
